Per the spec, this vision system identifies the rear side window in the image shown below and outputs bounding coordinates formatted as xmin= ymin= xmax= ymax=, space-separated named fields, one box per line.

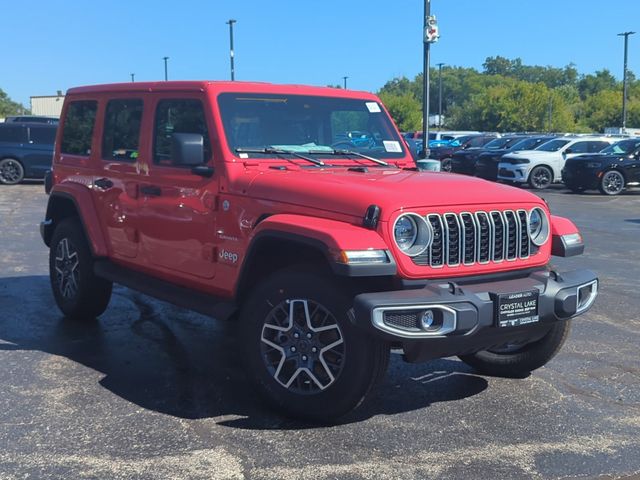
xmin=587 ymin=141 xmax=609 ymax=153
xmin=153 ymin=99 xmax=211 ymax=165
xmin=61 ymin=101 xmax=97 ymax=155
xmin=29 ymin=126 xmax=57 ymax=145
xmin=102 ymin=99 xmax=143 ymax=161
xmin=0 ymin=125 xmax=27 ymax=143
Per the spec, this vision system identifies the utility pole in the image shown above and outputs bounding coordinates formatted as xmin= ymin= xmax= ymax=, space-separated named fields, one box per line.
xmin=437 ymin=62 xmax=444 ymax=130
xmin=163 ymin=56 xmax=169 ymax=81
xmin=618 ymin=31 xmax=635 ymax=132
xmin=343 ymin=76 xmax=348 ymax=89
xmin=130 ymin=73 xmax=135 ymax=82
xmin=547 ymin=95 xmax=553 ymax=132
xmin=227 ymin=19 xmax=237 ymax=81
xmin=421 ymin=1 xmax=439 ymax=159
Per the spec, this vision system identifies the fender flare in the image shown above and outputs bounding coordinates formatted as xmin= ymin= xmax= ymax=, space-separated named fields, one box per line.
xmin=550 ymin=215 xmax=583 ymax=257
xmin=236 ymin=214 xmax=396 ymax=294
xmin=44 ymin=184 xmax=109 ymax=257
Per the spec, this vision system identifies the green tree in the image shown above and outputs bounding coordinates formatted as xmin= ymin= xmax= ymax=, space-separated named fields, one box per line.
xmin=0 ymin=88 xmax=28 ymax=117
xmin=378 ymin=92 xmax=422 ymax=131
xmin=577 ymin=70 xmax=618 ymax=99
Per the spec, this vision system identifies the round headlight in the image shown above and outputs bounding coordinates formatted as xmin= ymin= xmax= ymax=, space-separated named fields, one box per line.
xmin=528 ymin=207 xmax=550 ymax=246
xmin=393 ymin=213 xmax=432 ymax=256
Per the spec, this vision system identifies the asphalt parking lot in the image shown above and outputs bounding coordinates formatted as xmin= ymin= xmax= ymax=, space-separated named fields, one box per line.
xmin=1 ymin=183 xmax=639 ymax=479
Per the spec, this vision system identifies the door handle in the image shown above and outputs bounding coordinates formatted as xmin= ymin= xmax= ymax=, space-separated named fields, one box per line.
xmin=94 ymin=177 xmax=114 ymax=190
xmin=140 ymin=185 xmax=162 ymax=196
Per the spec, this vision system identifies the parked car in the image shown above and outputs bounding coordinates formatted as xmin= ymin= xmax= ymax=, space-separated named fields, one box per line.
xmin=449 ymin=135 xmax=530 ymax=175
xmin=475 ymin=136 xmax=557 ymax=181
xmin=4 ymin=115 xmax=59 ymax=124
xmin=0 ymin=122 xmax=57 ymax=184
xmin=562 ymin=138 xmax=640 ymax=195
xmin=405 ymin=130 xmax=482 ymax=149
xmin=429 ymin=134 xmax=499 ymax=171
xmin=498 ymin=136 xmax=615 ymax=189
xmin=41 ymin=81 xmax=597 ymax=421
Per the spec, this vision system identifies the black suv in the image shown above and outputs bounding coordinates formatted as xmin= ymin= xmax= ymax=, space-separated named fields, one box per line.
xmin=429 ymin=134 xmax=498 ymax=171
xmin=4 ymin=115 xmax=59 ymax=124
xmin=0 ymin=122 xmax=57 ymax=184
xmin=562 ymin=138 xmax=640 ymax=195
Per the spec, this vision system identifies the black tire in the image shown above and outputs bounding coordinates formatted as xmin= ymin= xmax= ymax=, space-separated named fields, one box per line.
xmin=49 ymin=218 xmax=112 ymax=320
xmin=239 ymin=268 xmax=389 ymax=421
xmin=599 ymin=170 xmax=625 ymax=196
xmin=528 ymin=165 xmax=553 ymax=190
xmin=0 ymin=158 xmax=25 ymax=185
xmin=458 ymin=320 xmax=571 ymax=377
xmin=440 ymin=158 xmax=452 ymax=172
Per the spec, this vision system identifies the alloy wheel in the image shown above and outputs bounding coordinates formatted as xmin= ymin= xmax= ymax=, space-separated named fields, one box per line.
xmin=54 ymin=238 xmax=80 ymax=299
xmin=260 ymin=298 xmax=345 ymax=394
xmin=0 ymin=159 xmax=24 ymax=184
xmin=530 ymin=167 xmax=552 ymax=189
xmin=601 ymin=171 xmax=624 ymax=195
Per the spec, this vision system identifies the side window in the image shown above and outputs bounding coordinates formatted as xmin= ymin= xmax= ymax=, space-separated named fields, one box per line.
xmin=568 ymin=141 xmax=590 ymax=154
xmin=588 ymin=141 xmax=609 ymax=153
xmin=153 ymin=99 xmax=211 ymax=166
xmin=29 ymin=127 xmax=57 ymax=145
xmin=0 ymin=126 xmax=27 ymax=143
xmin=102 ymin=99 xmax=143 ymax=161
xmin=467 ymin=136 xmax=487 ymax=148
xmin=61 ymin=101 xmax=98 ymax=155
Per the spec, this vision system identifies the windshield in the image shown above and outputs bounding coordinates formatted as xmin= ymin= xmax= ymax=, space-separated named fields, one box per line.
xmin=535 ymin=139 xmax=570 ymax=152
xmin=218 ymin=93 xmax=406 ymax=159
xmin=484 ymin=137 xmax=516 ymax=149
xmin=601 ymin=139 xmax=640 ymax=154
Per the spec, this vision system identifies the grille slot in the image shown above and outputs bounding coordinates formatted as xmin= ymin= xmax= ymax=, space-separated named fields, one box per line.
xmin=414 ymin=209 xmax=534 ymax=268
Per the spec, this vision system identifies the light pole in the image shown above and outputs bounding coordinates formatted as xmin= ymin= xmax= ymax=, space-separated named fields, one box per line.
xmin=420 ymin=1 xmax=438 ymax=159
xmin=130 ymin=73 xmax=135 ymax=82
xmin=618 ymin=31 xmax=635 ymax=131
xmin=163 ymin=56 xmax=169 ymax=81
xmin=436 ymin=62 xmax=444 ymax=130
xmin=227 ymin=19 xmax=237 ymax=81
xmin=343 ymin=76 xmax=348 ymax=89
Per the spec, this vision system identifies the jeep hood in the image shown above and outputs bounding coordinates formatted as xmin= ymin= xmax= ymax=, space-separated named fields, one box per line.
xmin=246 ymin=168 xmax=543 ymax=220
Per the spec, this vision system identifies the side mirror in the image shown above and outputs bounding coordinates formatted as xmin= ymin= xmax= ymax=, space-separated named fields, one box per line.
xmin=171 ymin=133 xmax=204 ymax=166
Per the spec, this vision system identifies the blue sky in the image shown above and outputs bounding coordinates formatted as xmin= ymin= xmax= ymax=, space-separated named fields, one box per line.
xmin=2 ymin=0 xmax=639 ymax=106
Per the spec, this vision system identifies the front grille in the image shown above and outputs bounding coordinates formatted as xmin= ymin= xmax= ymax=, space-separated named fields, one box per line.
xmin=412 ymin=210 xmax=532 ymax=268
xmin=499 ymin=168 xmax=515 ymax=178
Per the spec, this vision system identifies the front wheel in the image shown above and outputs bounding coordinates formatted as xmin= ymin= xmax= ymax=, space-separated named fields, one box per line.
xmin=528 ymin=165 xmax=553 ymax=190
xmin=0 ymin=158 xmax=25 ymax=185
xmin=440 ymin=158 xmax=452 ymax=172
xmin=239 ymin=269 xmax=388 ymax=421
xmin=599 ymin=170 xmax=625 ymax=195
xmin=458 ymin=320 xmax=571 ymax=377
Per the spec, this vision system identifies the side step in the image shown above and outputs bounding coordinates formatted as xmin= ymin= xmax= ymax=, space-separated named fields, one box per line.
xmin=94 ymin=260 xmax=237 ymax=321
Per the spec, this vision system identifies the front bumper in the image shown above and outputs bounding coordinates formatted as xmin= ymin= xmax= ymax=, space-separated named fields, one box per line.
xmin=497 ymin=163 xmax=531 ymax=183
xmin=352 ymin=268 xmax=598 ymax=362
xmin=450 ymin=156 xmax=477 ymax=175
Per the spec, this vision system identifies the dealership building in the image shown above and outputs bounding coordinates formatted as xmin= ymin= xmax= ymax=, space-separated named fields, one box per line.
xmin=30 ymin=94 xmax=65 ymax=117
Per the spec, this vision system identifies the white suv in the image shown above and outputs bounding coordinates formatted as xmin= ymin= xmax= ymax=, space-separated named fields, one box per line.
xmin=497 ymin=136 xmax=615 ymax=189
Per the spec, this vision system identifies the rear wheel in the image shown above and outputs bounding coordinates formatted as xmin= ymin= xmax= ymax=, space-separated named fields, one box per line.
xmin=528 ymin=165 xmax=553 ymax=190
xmin=458 ymin=320 xmax=571 ymax=377
xmin=49 ymin=218 xmax=112 ymax=320
xmin=239 ymin=269 xmax=388 ymax=421
xmin=599 ymin=170 xmax=625 ymax=195
xmin=0 ymin=158 xmax=25 ymax=185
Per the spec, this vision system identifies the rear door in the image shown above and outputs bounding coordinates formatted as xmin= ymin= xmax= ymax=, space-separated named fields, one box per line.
xmin=92 ymin=97 xmax=145 ymax=260
xmin=24 ymin=126 xmax=56 ymax=178
xmin=137 ymin=95 xmax=217 ymax=280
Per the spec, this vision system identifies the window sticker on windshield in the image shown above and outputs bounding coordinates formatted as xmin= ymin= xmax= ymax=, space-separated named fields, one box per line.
xmin=238 ymin=153 xmax=249 ymax=159
xmin=383 ymin=140 xmax=402 ymax=152
xmin=366 ymin=102 xmax=381 ymax=113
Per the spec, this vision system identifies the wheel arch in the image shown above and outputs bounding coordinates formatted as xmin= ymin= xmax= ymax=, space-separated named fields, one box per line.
xmin=529 ymin=163 xmax=555 ymax=182
xmin=43 ymin=186 xmax=109 ymax=256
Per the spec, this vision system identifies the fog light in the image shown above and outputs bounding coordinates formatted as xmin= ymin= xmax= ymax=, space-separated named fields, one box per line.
xmin=421 ymin=310 xmax=434 ymax=329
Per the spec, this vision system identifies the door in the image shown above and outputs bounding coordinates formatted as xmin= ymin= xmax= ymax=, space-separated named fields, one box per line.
xmin=137 ymin=97 xmax=217 ymax=280
xmin=24 ymin=126 xmax=56 ymax=178
xmin=92 ymin=97 xmax=144 ymax=259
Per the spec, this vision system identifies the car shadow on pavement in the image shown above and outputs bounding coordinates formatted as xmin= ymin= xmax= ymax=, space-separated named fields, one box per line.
xmin=0 ymin=275 xmax=488 ymax=429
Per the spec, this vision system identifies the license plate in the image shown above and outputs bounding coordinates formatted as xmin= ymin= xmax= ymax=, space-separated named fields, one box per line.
xmin=496 ymin=290 xmax=539 ymax=327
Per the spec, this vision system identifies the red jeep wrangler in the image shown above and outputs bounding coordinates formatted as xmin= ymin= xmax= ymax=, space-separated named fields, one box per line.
xmin=41 ymin=81 xmax=598 ymax=420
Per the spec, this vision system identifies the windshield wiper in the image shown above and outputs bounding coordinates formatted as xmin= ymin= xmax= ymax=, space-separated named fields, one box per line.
xmin=309 ymin=149 xmax=390 ymax=167
xmin=235 ymin=147 xmax=325 ymax=166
